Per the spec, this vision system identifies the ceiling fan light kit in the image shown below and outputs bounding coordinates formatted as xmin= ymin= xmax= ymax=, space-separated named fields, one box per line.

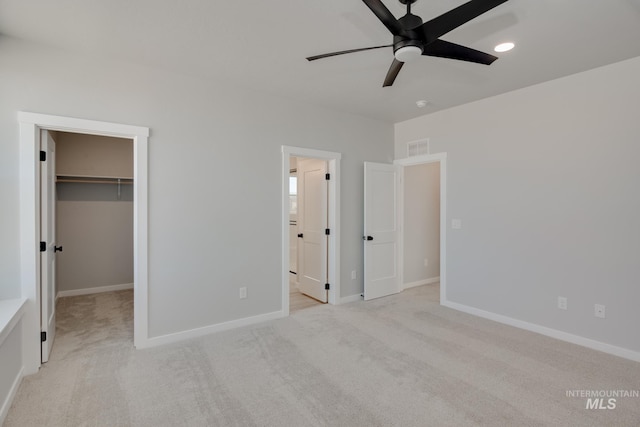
xmin=394 ymin=45 xmax=423 ymax=62
xmin=307 ymin=0 xmax=510 ymax=87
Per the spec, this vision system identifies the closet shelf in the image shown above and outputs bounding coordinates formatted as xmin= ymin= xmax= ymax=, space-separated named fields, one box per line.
xmin=56 ymin=175 xmax=133 ymax=185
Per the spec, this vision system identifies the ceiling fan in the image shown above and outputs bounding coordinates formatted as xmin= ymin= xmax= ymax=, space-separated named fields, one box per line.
xmin=307 ymin=0 xmax=509 ymax=87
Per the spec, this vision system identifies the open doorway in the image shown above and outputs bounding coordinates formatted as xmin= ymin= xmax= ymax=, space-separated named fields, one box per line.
xmin=400 ymin=161 xmax=441 ymax=300
xmin=52 ymin=131 xmax=135 ymax=359
xmin=396 ymin=153 xmax=447 ymax=304
xmin=19 ymin=112 xmax=149 ymax=374
xmin=289 ymin=156 xmax=327 ymax=312
xmin=281 ymin=146 xmax=341 ymax=315
xmin=55 ymin=131 xmax=134 ymax=299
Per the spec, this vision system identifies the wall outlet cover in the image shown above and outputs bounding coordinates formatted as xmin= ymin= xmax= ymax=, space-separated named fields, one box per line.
xmin=595 ymin=304 xmax=605 ymax=318
xmin=558 ymin=297 xmax=567 ymax=310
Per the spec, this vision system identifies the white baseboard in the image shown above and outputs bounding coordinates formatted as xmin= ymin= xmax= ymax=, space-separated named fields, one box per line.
xmin=442 ymin=300 xmax=640 ymax=363
xmin=57 ymin=283 xmax=134 ymax=298
xmin=0 ymin=366 xmax=24 ymax=426
xmin=403 ymin=276 xmax=440 ymax=290
xmin=340 ymin=294 xmax=363 ymax=304
xmin=137 ymin=310 xmax=285 ymax=349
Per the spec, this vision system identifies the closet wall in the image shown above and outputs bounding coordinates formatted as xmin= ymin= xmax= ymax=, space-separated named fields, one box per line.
xmin=55 ymin=132 xmax=134 ymax=295
xmin=403 ymin=162 xmax=440 ymax=287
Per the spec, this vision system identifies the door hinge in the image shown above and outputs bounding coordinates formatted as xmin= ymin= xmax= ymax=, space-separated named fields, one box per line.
xmin=40 ymin=241 xmax=46 ymax=252
xmin=325 ymin=228 xmax=330 ymax=235
xmin=41 ymin=331 xmax=47 ymax=342
xmin=325 ymin=173 xmax=330 ymax=181
xmin=325 ymin=283 xmax=330 ymax=290
xmin=40 ymin=151 xmax=46 ymax=161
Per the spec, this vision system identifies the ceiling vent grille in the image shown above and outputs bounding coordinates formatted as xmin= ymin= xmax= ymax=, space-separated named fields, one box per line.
xmin=407 ymin=139 xmax=430 ymax=157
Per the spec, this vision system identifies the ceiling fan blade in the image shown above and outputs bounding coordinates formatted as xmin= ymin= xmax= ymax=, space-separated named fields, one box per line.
xmin=420 ymin=0 xmax=509 ymax=44
xmin=383 ymin=59 xmax=404 ymax=87
xmin=422 ymin=39 xmax=497 ymax=64
xmin=362 ymin=0 xmax=404 ymax=35
xmin=306 ymin=44 xmax=392 ymax=61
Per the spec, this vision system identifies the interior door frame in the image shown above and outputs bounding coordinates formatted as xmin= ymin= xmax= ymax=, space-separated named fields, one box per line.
xmin=394 ymin=152 xmax=447 ymax=304
xmin=19 ymin=112 xmax=149 ymax=374
xmin=281 ymin=146 xmax=341 ymax=314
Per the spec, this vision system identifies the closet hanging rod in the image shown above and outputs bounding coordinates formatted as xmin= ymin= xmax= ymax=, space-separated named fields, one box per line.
xmin=56 ymin=175 xmax=133 ymax=185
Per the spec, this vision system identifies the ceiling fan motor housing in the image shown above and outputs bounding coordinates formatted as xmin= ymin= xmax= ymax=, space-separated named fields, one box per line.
xmin=393 ymin=13 xmax=424 ymax=57
xmin=393 ymin=34 xmax=423 ymax=53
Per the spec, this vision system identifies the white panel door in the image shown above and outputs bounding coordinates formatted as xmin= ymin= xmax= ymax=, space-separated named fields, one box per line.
xmin=40 ymin=130 xmax=57 ymax=362
xmin=297 ymin=158 xmax=328 ymax=303
xmin=364 ymin=162 xmax=400 ymax=300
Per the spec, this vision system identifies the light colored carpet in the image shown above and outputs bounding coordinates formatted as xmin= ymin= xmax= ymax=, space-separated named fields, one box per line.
xmin=5 ymin=285 xmax=640 ymax=426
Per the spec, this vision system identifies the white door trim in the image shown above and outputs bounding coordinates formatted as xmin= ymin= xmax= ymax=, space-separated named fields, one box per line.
xmin=18 ymin=112 xmax=149 ymax=374
xmin=394 ymin=153 xmax=447 ymax=304
xmin=281 ymin=146 xmax=341 ymax=314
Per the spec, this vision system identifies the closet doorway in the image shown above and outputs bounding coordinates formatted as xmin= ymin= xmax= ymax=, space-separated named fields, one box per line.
xmin=44 ymin=130 xmax=135 ymax=361
xmin=55 ymin=131 xmax=135 ymax=299
xmin=18 ymin=112 xmax=149 ymax=374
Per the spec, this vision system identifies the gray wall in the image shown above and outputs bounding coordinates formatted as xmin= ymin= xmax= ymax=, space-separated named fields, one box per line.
xmin=395 ymin=56 xmax=640 ymax=353
xmin=0 ymin=37 xmax=393 ymax=337
xmin=56 ymin=132 xmax=133 ymax=178
xmin=403 ymin=163 xmax=440 ymax=285
xmin=0 ymin=319 xmax=22 ymax=421
xmin=55 ymin=132 xmax=134 ymax=293
xmin=56 ymin=183 xmax=134 ymax=292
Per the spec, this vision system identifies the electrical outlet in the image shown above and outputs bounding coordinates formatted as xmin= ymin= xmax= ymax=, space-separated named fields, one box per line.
xmin=424 ymin=258 xmax=429 ymax=267
xmin=452 ymin=219 xmax=462 ymax=229
xmin=557 ymin=297 xmax=567 ymax=310
xmin=595 ymin=304 xmax=605 ymax=318
xmin=239 ymin=287 xmax=247 ymax=299
xmin=351 ymin=270 xmax=357 ymax=280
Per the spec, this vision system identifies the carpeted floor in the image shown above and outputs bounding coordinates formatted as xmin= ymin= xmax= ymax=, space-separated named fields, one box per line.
xmin=5 ymin=285 xmax=640 ymax=426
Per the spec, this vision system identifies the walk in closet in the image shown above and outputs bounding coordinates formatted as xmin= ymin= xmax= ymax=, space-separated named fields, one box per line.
xmin=55 ymin=132 xmax=134 ymax=296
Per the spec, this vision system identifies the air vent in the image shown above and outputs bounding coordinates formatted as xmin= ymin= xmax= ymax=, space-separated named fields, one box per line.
xmin=407 ymin=139 xmax=430 ymax=157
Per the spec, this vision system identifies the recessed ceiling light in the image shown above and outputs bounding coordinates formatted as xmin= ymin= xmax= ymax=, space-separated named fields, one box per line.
xmin=416 ymin=100 xmax=429 ymax=108
xmin=494 ymin=42 xmax=515 ymax=53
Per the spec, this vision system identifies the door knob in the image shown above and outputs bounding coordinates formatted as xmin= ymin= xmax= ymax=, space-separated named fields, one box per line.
xmin=363 ymin=236 xmax=373 ymax=241
xmin=297 ymin=233 xmax=303 ymax=238
xmin=54 ymin=246 xmax=63 ymax=253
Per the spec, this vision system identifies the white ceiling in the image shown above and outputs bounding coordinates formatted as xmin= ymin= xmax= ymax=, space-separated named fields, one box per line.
xmin=2 ymin=0 xmax=640 ymax=123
